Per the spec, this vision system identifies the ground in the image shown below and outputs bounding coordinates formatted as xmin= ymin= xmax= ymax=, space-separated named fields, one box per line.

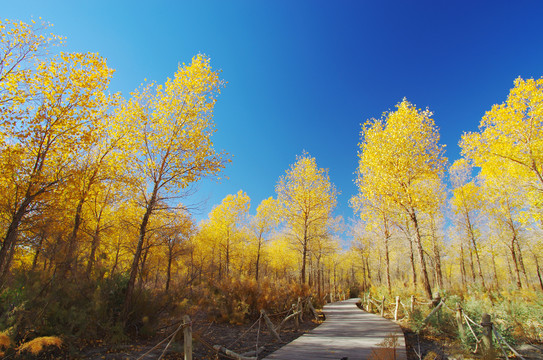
xmin=59 ymin=308 xmax=543 ymax=359
xmin=78 ymin=310 xmax=321 ymax=359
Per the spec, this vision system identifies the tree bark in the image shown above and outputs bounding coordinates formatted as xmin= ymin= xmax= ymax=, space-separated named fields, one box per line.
xmin=465 ymin=214 xmax=485 ymax=288
xmin=509 ymin=238 xmax=522 ymax=289
xmin=86 ymin=222 xmax=101 ymax=278
xmin=410 ymin=210 xmax=433 ymax=299
xmin=123 ymin=182 xmax=158 ymax=317
xmin=430 ymin=216 xmax=443 ymax=289
xmin=59 ymin=196 xmax=85 ymax=278
xmin=255 ymin=235 xmax=262 ymax=282
xmin=301 ymin=223 xmax=308 ymax=284
xmin=0 ymin=195 xmax=33 ymax=278
xmin=166 ymin=245 xmax=173 ymax=292
xmin=384 ymin=236 xmax=391 ymax=292
xmin=460 ymin=241 xmax=467 ymax=290
xmin=532 ymin=251 xmax=543 ymax=291
xmin=31 ymin=234 xmax=45 ymax=271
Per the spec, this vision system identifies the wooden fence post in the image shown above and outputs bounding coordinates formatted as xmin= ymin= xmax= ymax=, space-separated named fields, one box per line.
xmin=422 ymin=300 xmax=444 ymax=324
xmin=183 ymin=315 xmax=192 ymax=360
xmin=434 ymin=295 xmax=442 ymax=322
xmin=368 ymin=297 xmax=373 ymax=312
xmin=381 ymin=296 xmax=385 ymax=317
xmin=394 ymin=296 xmax=400 ymax=321
xmin=481 ymin=313 xmax=495 ymax=359
xmin=455 ymin=303 xmax=465 ymax=341
xmin=300 ymin=297 xmax=304 ymax=322
xmin=261 ymin=310 xmax=282 ymax=342
xmin=308 ymin=298 xmax=319 ymax=321
xmin=294 ymin=305 xmax=299 ymax=330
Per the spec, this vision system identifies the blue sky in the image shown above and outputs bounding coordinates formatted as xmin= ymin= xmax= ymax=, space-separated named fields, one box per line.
xmin=5 ymin=1 xmax=543 ymax=232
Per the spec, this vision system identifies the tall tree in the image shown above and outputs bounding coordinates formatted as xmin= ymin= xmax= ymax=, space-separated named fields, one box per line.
xmin=121 ymin=54 xmax=228 ymax=314
xmin=0 ymin=40 xmax=114 ymax=277
xmin=461 ymin=76 xmax=543 ymax=220
xmin=206 ymin=190 xmax=250 ymax=278
xmin=449 ymin=159 xmax=486 ymax=288
xmin=276 ymin=152 xmax=338 ymax=284
xmin=355 ymin=99 xmax=447 ymax=299
xmin=251 ymin=197 xmax=278 ymax=282
xmin=481 ymin=165 xmax=527 ymax=288
xmin=351 ymin=195 xmax=395 ymax=293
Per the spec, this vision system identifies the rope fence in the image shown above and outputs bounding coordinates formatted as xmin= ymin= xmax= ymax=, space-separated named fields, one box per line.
xmin=361 ymin=292 xmax=528 ymax=359
xmin=139 ymin=296 xmax=324 ymax=359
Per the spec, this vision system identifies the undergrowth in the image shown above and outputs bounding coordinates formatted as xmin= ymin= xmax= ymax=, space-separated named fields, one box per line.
xmin=0 ymin=270 xmax=316 ymax=357
xmin=363 ymin=284 xmax=543 ymax=357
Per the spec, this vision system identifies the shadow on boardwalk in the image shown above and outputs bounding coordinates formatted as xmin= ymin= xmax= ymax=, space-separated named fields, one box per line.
xmin=264 ymin=298 xmax=406 ymax=360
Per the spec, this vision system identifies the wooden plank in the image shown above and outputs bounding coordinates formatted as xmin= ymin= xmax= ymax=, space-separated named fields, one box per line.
xmin=264 ymin=298 xmax=407 ymax=360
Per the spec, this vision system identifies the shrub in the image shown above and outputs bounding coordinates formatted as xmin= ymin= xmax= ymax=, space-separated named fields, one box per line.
xmin=17 ymin=336 xmax=63 ymax=357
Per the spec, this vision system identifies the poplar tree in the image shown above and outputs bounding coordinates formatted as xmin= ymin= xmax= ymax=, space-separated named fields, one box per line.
xmin=276 ymin=152 xmax=337 ymax=284
xmin=354 ymin=100 xmax=446 ymax=299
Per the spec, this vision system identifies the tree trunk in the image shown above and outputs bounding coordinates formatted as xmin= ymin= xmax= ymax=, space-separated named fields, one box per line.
xmin=0 ymin=195 xmax=33 ymax=278
xmin=31 ymin=234 xmax=45 ymax=271
xmin=308 ymin=255 xmax=313 ymax=286
xmin=58 ymin=196 xmax=85 ymax=278
xmin=110 ymin=237 xmax=121 ymax=276
xmin=430 ymin=216 xmax=443 ymax=289
xmin=532 ymin=251 xmax=543 ymax=291
xmin=361 ymin=254 xmax=367 ymax=291
xmin=515 ymin=239 xmax=529 ymax=286
xmin=468 ymin=248 xmax=476 ymax=281
xmin=407 ymin=233 xmax=417 ymax=289
xmin=365 ymin=256 xmax=372 ymax=281
xmin=301 ymin=225 xmax=308 ymax=284
xmin=301 ymin=238 xmax=308 ymax=284
xmin=139 ymin=245 xmax=150 ymax=288
xmin=509 ymin=238 xmax=522 ymax=289
xmin=410 ymin=210 xmax=433 ymax=299
xmin=225 ymin=229 xmax=231 ymax=277
xmin=491 ymin=249 xmax=499 ymax=290
xmin=86 ymin=222 xmax=101 ymax=278
xmin=123 ymin=183 xmax=158 ymax=317
xmin=166 ymin=246 xmax=173 ymax=292
xmin=255 ymin=235 xmax=262 ymax=282
xmin=384 ymin=234 xmax=391 ymax=294
xmin=466 ymin=214 xmax=485 ymax=288
xmin=317 ymin=256 xmax=322 ymax=299
xmin=460 ymin=241 xmax=467 ymax=290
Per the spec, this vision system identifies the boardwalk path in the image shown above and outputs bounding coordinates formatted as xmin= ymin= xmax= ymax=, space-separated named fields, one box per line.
xmin=264 ymin=298 xmax=407 ymax=360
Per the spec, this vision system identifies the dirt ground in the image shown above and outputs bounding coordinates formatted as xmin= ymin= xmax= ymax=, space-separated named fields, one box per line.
xmin=79 ymin=311 xmax=321 ymax=359
xmin=75 ymin=309 xmax=542 ymax=359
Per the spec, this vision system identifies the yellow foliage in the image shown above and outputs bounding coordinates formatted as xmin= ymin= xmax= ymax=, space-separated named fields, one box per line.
xmin=0 ymin=331 xmax=12 ymax=355
xmin=355 ymin=99 xmax=446 ymax=214
xmin=461 ymin=76 xmax=543 ymax=220
xmin=276 ymin=152 xmax=338 ymax=284
xmin=18 ymin=336 xmax=62 ymax=355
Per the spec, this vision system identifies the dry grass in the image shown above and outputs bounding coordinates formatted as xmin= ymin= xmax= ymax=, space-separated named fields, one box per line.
xmin=0 ymin=331 xmax=13 ymax=356
xmin=17 ymin=336 xmax=62 ymax=355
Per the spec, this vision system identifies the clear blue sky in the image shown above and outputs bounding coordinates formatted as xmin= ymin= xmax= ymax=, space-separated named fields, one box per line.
xmin=5 ymin=1 xmax=543 ymax=232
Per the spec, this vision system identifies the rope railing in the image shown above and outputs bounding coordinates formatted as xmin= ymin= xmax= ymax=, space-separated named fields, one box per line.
xmin=137 ymin=317 xmax=190 ymax=360
xmin=187 ymin=296 xmax=323 ymax=360
xmin=492 ymin=327 xmax=526 ymax=360
xmin=362 ymin=293 xmax=528 ymax=359
xmin=227 ymin=312 xmax=263 ymax=348
xmin=462 ymin=313 xmax=483 ymax=354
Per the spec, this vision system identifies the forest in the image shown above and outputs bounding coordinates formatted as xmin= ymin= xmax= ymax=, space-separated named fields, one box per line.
xmin=1 ymin=18 xmax=542 ymax=358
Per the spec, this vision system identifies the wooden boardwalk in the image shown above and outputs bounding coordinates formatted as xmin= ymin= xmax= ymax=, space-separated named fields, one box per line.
xmin=264 ymin=298 xmax=407 ymax=360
